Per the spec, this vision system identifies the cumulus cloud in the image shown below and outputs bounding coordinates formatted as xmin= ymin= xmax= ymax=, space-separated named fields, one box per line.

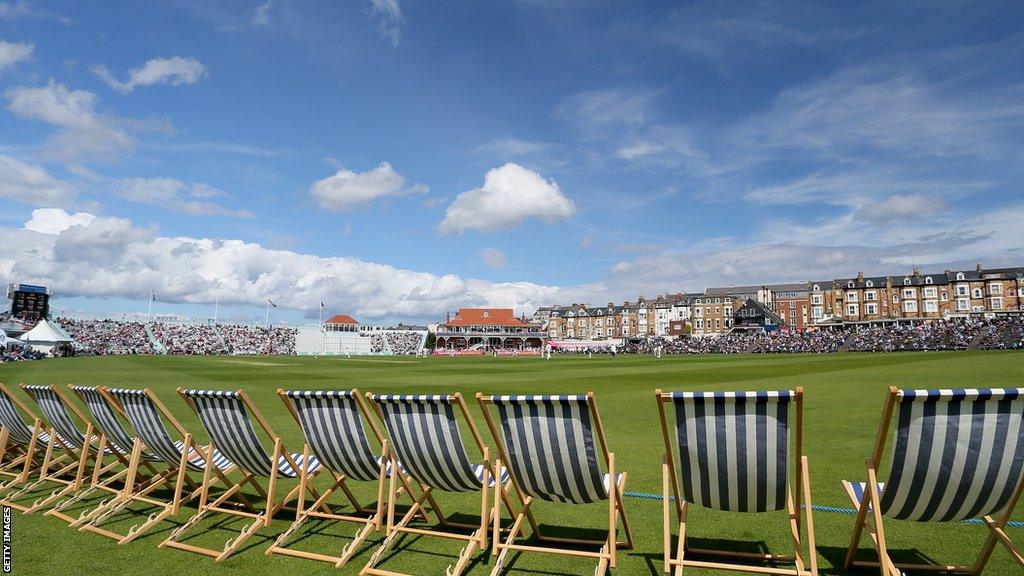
xmin=0 ymin=39 xmax=32 ymax=71
xmin=438 ymin=163 xmax=575 ymax=234
xmin=310 ymin=162 xmax=425 ymax=212
xmin=480 ymin=247 xmax=507 ymax=270
xmin=115 ymin=177 xmax=252 ymax=217
xmin=0 ymin=154 xmax=74 ymax=206
xmin=6 ymin=80 xmax=134 ymax=160
xmin=24 ymin=208 xmax=96 ymax=234
xmin=0 ymin=212 xmax=566 ymax=320
xmin=368 ymin=0 xmax=403 ymax=46
xmin=93 ymin=56 xmax=207 ymax=93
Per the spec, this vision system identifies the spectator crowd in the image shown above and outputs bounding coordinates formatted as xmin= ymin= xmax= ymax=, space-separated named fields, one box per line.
xmin=56 ymin=318 xmax=297 ymax=356
xmin=368 ymin=331 xmax=426 ymax=355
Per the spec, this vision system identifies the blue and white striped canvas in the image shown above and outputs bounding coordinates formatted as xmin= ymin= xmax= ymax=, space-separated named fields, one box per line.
xmin=285 ymin=390 xmax=380 ymax=482
xmin=371 ymin=395 xmax=484 ymax=492
xmin=71 ymin=386 xmax=151 ymax=458
xmin=491 ymin=395 xmax=608 ymax=504
xmin=878 ymin=388 xmax=1024 ymax=522
xmin=670 ymin=390 xmax=793 ymax=513
xmin=107 ymin=388 xmax=233 ymax=472
xmin=0 ymin=387 xmax=49 ymax=448
xmin=23 ymin=385 xmax=90 ymax=452
xmin=182 ymin=389 xmax=318 ymax=479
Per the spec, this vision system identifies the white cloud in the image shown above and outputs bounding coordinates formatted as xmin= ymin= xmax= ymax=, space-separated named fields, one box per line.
xmin=0 ymin=154 xmax=74 ymax=206
xmin=853 ymin=193 xmax=949 ymax=223
xmin=6 ymin=80 xmax=134 ymax=160
xmin=368 ymin=0 xmax=403 ymax=46
xmin=0 ymin=1 xmax=29 ymax=19
xmin=310 ymin=162 xmax=425 ymax=212
xmin=93 ymin=56 xmax=207 ymax=93
xmin=24 ymin=208 xmax=96 ymax=234
xmin=480 ymin=247 xmax=507 ymax=270
xmin=115 ymin=177 xmax=252 ymax=217
xmin=556 ymin=88 xmax=655 ymax=135
xmin=438 ymin=163 xmax=575 ymax=234
xmin=0 ymin=39 xmax=32 ymax=71
xmin=0 ymin=212 xmax=568 ymax=320
xmin=252 ymin=1 xmax=272 ymax=27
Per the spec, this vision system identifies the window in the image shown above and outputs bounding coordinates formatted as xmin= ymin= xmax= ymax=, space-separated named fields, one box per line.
xmin=866 ymin=303 xmax=878 ymax=315
xmin=941 ymin=291 xmax=948 ymax=301
xmin=903 ymin=278 xmax=911 ymax=285
xmin=925 ymin=277 xmax=933 ymax=284
xmin=813 ymin=307 xmax=823 ymax=319
xmin=903 ymin=288 xmax=916 ymax=299
xmin=903 ymin=300 xmax=918 ymax=313
xmin=973 ymin=288 xmax=983 ymax=299
xmin=813 ymin=284 xmax=820 ymax=291
xmin=846 ymin=292 xmax=858 ymax=302
xmin=695 ymin=319 xmax=703 ymax=329
xmin=992 ymin=297 xmax=1003 ymax=310
xmin=988 ymin=283 xmax=1002 ymax=296
xmin=924 ymin=287 xmax=937 ymax=298
xmin=847 ymin=304 xmax=859 ymax=316
xmin=715 ymin=307 xmax=721 ymax=315
xmin=956 ymin=298 xmax=969 ymax=311
xmin=866 ymin=280 xmax=874 ymax=287
xmin=893 ymin=295 xmax=899 ymax=303
xmin=956 ymin=285 xmax=968 ymax=296
xmin=865 ymin=291 xmax=877 ymax=301
xmin=956 ymin=272 xmax=965 ymax=280
xmin=811 ymin=294 xmax=822 ymax=305
xmin=848 ymin=281 xmax=855 ymax=288
xmin=924 ymin=300 xmax=938 ymax=313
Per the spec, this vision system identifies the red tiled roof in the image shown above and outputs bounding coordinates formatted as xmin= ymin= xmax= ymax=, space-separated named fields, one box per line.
xmin=325 ymin=314 xmax=359 ymax=325
xmin=445 ymin=308 xmax=527 ymax=327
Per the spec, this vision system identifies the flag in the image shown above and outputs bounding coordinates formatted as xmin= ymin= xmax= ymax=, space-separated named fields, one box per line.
xmin=150 ymin=291 xmax=156 ymax=302
xmin=320 ymin=302 xmax=325 ymax=308
xmin=268 ymin=299 xmax=277 ymax=308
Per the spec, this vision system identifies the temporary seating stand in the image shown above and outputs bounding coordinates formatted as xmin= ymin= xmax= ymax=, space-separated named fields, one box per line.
xmin=0 ymin=383 xmax=65 ymax=502
xmin=360 ymin=393 xmax=511 ymax=576
xmin=71 ymin=386 xmax=237 ymax=543
xmin=163 ymin=388 xmax=321 ymax=562
xmin=2 ymin=385 xmax=101 ymax=514
xmin=842 ymin=387 xmax=1024 ymax=575
xmin=268 ymin=388 xmax=429 ymax=567
xmin=476 ymin=392 xmax=634 ymax=576
xmin=655 ymin=388 xmax=818 ymax=576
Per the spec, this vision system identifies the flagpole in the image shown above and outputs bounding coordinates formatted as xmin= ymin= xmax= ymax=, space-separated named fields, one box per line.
xmin=265 ymin=300 xmax=270 ymax=327
xmin=318 ymin=303 xmax=323 ymax=327
xmin=214 ymin=295 xmax=219 ymax=324
xmin=147 ymin=291 xmax=153 ymax=322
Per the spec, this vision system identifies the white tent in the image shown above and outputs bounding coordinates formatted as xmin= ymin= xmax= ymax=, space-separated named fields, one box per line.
xmin=19 ymin=319 xmax=72 ymax=353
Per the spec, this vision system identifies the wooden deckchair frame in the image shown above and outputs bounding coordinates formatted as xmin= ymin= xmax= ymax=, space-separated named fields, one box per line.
xmin=843 ymin=386 xmax=1024 ymax=576
xmin=477 ymin=391 xmax=634 ymax=576
xmin=655 ymin=387 xmax=818 ymax=576
xmin=45 ymin=384 xmax=164 ymax=524
xmin=267 ymin=387 xmax=429 ymax=567
xmin=2 ymin=384 xmax=100 ymax=515
xmin=73 ymin=386 xmax=244 ymax=544
xmin=0 ymin=383 xmax=70 ymax=500
xmin=359 ymin=392 xmax=513 ymax=576
xmin=161 ymin=387 xmax=320 ymax=562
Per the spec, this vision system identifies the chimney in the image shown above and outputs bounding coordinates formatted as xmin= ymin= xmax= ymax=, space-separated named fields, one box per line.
xmin=913 ymin=266 xmax=921 ymax=277
xmin=976 ymin=262 xmax=983 ymax=272
xmin=857 ymin=271 xmax=865 ymax=283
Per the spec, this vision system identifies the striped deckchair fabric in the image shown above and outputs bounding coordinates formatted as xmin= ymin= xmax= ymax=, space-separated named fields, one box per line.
xmin=0 ymin=385 xmax=48 ymax=448
xmin=108 ymin=388 xmax=232 ymax=471
xmin=877 ymin=388 xmax=1024 ymax=522
xmin=656 ymin=388 xmax=816 ymax=576
xmin=70 ymin=386 xmax=151 ymax=459
xmin=669 ymin=390 xmax=793 ymax=513
xmin=181 ymin=389 xmax=319 ymax=478
xmin=371 ymin=394 xmax=490 ymax=492
xmin=22 ymin=385 xmax=93 ymax=452
xmin=491 ymin=395 xmax=609 ymax=504
xmin=284 ymin=390 xmax=380 ymax=481
xmin=842 ymin=386 xmax=1024 ymax=575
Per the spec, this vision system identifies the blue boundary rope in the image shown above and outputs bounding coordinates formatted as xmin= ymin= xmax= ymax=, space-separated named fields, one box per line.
xmin=621 ymin=491 xmax=1024 ymax=528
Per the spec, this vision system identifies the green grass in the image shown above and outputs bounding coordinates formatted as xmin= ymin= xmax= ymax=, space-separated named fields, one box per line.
xmin=1 ymin=351 xmax=1022 ymax=575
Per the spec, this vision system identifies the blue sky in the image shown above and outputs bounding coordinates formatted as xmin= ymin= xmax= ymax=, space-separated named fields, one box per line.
xmin=1 ymin=0 xmax=1023 ymax=324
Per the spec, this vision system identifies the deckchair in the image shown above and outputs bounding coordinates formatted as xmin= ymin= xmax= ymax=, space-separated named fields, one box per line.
xmin=44 ymin=385 xmax=163 ymax=523
xmin=842 ymin=387 xmax=1024 ymax=575
xmin=360 ymin=393 xmax=510 ymax=576
xmin=163 ymin=388 xmax=320 ymax=562
xmin=2 ymin=385 xmax=102 ymax=514
xmin=68 ymin=386 xmax=235 ymax=542
xmin=268 ymin=388 xmax=428 ymax=567
xmin=655 ymin=388 xmax=817 ymax=576
xmin=476 ymin=393 xmax=634 ymax=576
xmin=0 ymin=384 xmax=63 ymax=501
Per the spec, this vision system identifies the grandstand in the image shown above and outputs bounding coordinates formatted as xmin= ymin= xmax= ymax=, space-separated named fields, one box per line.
xmin=294 ymin=313 xmax=427 ymax=355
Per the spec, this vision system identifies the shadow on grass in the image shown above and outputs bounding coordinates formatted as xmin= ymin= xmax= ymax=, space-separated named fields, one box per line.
xmin=818 ymin=544 xmax=951 ymax=575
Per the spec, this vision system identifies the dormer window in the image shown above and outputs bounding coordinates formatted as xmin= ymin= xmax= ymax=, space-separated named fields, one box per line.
xmin=866 ymin=280 xmax=873 ymax=287
xmin=813 ymin=285 xmax=820 ymax=291
xmin=956 ymin=272 xmax=965 ymax=280
xmin=848 ymin=281 xmax=855 ymax=288
xmin=925 ymin=277 xmax=933 ymax=284
xmin=903 ymin=278 xmax=911 ymax=285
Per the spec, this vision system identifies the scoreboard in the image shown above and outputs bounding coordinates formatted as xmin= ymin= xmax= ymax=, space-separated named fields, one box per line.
xmin=7 ymin=283 xmax=50 ymax=321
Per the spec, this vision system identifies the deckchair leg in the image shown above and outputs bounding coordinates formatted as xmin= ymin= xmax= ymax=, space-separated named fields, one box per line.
xmin=662 ymin=454 xmax=671 ymax=573
xmin=491 ymin=496 xmax=531 ymax=576
xmin=608 ymin=452 xmax=617 ymax=569
xmin=800 ymin=456 xmax=819 ymax=576
xmin=864 ymin=467 xmax=900 ymax=576
xmin=362 ymin=486 xmax=433 ymax=574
